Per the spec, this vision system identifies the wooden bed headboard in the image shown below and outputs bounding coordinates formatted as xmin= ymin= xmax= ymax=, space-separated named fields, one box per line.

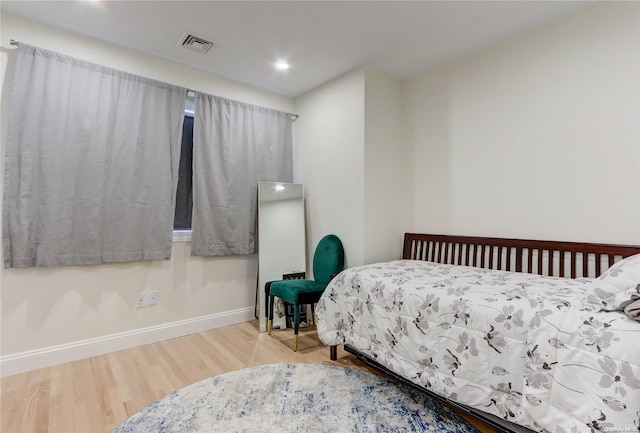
xmin=403 ymin=233 xmax=640 ymax=279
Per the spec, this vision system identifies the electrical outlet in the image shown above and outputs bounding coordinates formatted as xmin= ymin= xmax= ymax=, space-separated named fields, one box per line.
xmin=135 ymin=292 xmax=147 ymax=308
xmin=148 ymin=291 xmax=158 ymax=306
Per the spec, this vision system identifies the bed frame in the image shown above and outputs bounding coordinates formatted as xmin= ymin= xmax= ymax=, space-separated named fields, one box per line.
xmin=402 ymin=233 xmax=640 ymax=278
xmin=329 ymin=233 xmax=640 ymax=433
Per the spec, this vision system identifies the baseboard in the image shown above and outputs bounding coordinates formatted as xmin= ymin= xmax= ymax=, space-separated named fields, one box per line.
xmin=0 ymin=307 xmax=255 ymax=378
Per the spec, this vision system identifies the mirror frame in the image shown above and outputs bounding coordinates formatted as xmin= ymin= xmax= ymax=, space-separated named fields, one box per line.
xmin=257 ymin=182 xmax=306 ymax=332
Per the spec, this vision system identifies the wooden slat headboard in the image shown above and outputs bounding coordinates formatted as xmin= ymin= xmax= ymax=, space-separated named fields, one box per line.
xmin=403 ymin=233 xmax=640 ymax=279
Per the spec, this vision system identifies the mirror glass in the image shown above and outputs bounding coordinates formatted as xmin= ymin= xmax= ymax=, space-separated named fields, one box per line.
xmin=258 ymin=182 xmax=306 ymax=332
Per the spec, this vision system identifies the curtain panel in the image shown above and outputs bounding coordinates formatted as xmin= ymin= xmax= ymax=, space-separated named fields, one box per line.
xmin=2 ymin=44 xmax=187 ymax=268
xmin=192 ymin=93 xmax=293 ymax=256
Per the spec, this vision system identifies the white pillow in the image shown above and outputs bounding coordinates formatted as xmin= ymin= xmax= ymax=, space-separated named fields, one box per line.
xmin=582 ymin=253 xmax=640 ymax=311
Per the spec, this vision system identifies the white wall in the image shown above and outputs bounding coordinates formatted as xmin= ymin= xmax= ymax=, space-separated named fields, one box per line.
xmin=403 ymin=1 xmax=640 ymax=245
xmin=364 ymin=68 xmax=410 ymax=263
xmin=295 ymin=69 xmax=366 ymax=269
xmin=294 ymin=67 xmax=409 ymax=269
xmin=0 ymin=12 xmax=294 ymax=375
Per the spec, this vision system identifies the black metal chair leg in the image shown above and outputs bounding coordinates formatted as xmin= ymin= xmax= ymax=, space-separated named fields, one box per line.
xmin=268 ymin=295 xmax=275 ymax=334
xmin=264 ymin=282 xmax=272 ymax=321
xmin=293 ymin=304 xmax=300 ymax=351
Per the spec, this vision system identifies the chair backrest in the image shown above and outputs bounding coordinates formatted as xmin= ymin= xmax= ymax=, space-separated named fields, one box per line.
xmin=312 ymin=234 xmax=345 ymax=284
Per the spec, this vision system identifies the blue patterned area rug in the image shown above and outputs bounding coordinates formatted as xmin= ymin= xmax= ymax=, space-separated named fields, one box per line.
xmin=112 ymin=363 xmax=479 ymax=433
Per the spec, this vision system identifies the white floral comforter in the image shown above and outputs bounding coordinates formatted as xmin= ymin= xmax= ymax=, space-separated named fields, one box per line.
xmin=317 ymin=260 xmax=640 ymax=433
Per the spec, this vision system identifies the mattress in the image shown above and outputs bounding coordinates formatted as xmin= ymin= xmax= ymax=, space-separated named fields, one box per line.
xmin=317 ymin=260 xmax=640 ymax=433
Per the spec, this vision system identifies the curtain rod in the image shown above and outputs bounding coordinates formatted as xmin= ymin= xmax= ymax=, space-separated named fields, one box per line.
xmin=10 ymin=40 xmax=299 ymax=121
xmin=186 ymin=89 xmax=299 ymax=121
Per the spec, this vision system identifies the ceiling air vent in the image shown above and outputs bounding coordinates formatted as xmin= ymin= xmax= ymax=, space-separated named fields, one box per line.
xmin=178 ymin=32 xmax=216 ymax=55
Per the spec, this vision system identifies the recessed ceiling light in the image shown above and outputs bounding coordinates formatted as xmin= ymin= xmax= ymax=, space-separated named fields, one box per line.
xmin=275 ymin=61 xmax=290 ymax=71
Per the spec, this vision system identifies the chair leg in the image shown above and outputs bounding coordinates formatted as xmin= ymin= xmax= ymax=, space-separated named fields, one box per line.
xmin=264 ymin=282 xmax=271 ymax=321
xmin=268 ymin=295 xmax=275 ymax=335
xmin=310 ymin=303 xmax=315 ymax=325
xmin=293 ymin=304 xmax=300 ymax=352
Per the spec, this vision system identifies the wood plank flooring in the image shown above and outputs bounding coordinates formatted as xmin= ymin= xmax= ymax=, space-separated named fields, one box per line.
xmin=1 ymin=320 xmax=500 ymax=433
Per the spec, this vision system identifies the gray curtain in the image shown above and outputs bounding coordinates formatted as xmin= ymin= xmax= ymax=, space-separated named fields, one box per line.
xmin=2 ymin=44 xmax=187 ymax=268
xmin=192 ymin=93 xmax=293 ymax=256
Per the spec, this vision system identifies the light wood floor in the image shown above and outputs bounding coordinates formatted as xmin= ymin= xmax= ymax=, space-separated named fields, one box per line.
xmin=1 ymin=320 xmax=500 ymax=433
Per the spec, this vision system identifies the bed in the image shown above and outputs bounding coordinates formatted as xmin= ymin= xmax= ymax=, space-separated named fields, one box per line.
xmin=317 ymin=233 xmax=640 ymax=433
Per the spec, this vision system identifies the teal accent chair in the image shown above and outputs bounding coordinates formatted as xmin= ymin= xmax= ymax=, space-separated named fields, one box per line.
xmin=268 ymin=234 xmax=345 ymax=351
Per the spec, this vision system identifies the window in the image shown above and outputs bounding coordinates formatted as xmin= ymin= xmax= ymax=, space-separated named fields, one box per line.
xmin=173 ymin=97 xmax=194 ymax=232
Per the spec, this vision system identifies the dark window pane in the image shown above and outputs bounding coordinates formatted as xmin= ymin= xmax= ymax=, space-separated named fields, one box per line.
xmin=174 ymin=116 xmax=193 ymax=230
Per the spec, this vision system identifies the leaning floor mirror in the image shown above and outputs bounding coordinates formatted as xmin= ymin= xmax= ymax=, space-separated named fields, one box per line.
xmin=257 ymin=182 xmax=306 ymax=332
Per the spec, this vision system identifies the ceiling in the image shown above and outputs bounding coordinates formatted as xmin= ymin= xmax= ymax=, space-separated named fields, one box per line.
xmin=1 ymin=0 xmax=596 ymax=98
